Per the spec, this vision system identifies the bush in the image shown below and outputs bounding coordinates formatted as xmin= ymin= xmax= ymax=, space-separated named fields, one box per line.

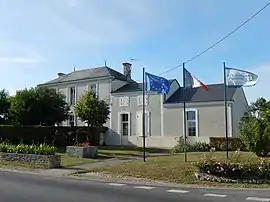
xmin=194 ymin=149 xmax=270 ymax=181
xmin=172 ymin=137 xmax=211 ymax=153
xmin=239 ymin=98 xmax=270 ymax=157
xmin=0 ymin=142 xmax=57 ymax=155
xmin=189 ymin=142 xmax=211 ymax=152
xmin=209 ymin=137 xmax=246 ymax=151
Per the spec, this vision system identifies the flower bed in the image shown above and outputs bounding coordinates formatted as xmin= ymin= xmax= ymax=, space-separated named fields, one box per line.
xmin=0 ymin=142 xmax=61 ymax=168
xmin=194 ymin=148 xmax=270 ymax=184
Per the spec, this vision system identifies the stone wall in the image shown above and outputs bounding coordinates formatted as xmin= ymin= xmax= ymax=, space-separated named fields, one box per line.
xmin=0 ymin=153 xmax=61 ymax=168
xmin=66 ymin=146 xmax=98 ymax=158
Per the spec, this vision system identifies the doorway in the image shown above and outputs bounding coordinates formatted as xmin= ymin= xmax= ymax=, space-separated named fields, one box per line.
xmin=119 ymin=112 xmax=130 ymax=145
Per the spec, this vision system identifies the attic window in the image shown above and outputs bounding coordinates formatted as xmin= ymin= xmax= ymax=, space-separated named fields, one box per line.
xmin=137 ymin=95 xmax=148 ymax=106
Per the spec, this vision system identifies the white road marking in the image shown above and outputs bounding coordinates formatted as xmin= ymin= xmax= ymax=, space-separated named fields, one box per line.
xmin=246 ymin=197 xmax=270 ymax=202
xmin=134 ymin=186 xmax=156 ymax=190
xmin=204 ymin=193 xmax=227 ymax=198
xmin=107 ymin=183 xmax=126 ymax=187
xmin=166 ymin=189 xmax=189 ymax=193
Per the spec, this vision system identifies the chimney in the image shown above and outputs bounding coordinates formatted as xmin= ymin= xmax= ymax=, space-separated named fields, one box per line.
xmin=57 ymin=73 xmax=65 ymax=77
xmin=123 ymin=62 xmax=132 ymax=81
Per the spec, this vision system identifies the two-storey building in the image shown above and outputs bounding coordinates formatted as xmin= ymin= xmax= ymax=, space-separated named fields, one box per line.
xmin=39 ymin=62 xmax=249 ymax=148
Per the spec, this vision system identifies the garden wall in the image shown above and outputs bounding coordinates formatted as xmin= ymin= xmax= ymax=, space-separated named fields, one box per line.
xmin=0 ymin=153 xmax=61 ymax=168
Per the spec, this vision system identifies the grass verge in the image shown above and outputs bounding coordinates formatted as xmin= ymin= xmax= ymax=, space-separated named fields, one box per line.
xmin=0 ymin=161 xmax=50 ymax=170
xmin=98 ymin=146 xmax=171 ymax=158
xmin=60 ymin=153 xmax=100 ymax=167
xmin=76 ymin=152 xmax=270 ymax=188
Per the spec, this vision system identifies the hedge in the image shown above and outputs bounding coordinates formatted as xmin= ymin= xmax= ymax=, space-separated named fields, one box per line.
xmin=209 ymin=137 xmax=246 ymax=151
xmin=0 ymin=125 xmax=107 ymax=147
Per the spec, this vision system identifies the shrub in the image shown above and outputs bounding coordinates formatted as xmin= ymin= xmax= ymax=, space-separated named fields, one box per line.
xmin=239 ymin=97 xmax=270 ymax=157
xmin=194 ymin=149 xmax=270 ymax=181
xmin=209 ymin=137 xmax=246 ymax=151
xmin=0 ymin=142 xmax=57 ymax=155
xmin=172 ymin=137 xmax=211 ymax=153
xmin=189 ymin=142 xmax=211 ymax=152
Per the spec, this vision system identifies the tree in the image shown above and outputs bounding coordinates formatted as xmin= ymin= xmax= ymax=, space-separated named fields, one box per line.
xmin=75 ymin=91 xmax=110 ymax=128
xmin=240 ymin=97 xmax=270 ymax=157
xmin=0 ymin=89 xmax=11 ymax=124
xmin=9 ymin=86 xmax=70 ymax=125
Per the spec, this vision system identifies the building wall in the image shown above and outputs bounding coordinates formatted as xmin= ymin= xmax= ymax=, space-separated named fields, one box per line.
xmin=107 ymin=92 xmax=163 ymax=146
xmin=44 ymin=78 xmax=111 ymax=127
xmin=161 ymin=102 xmax=233 ymax=148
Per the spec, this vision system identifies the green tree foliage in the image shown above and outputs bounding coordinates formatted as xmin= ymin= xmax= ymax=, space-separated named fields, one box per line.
xmin=75 ymin=91 xmax=110 ymax=128
xmin=0 ymin=89 xmax=11 ymax=124
xmin=9 ymin=86 xmax=69 ymax=125
xmin=240 ymin=97 xmax=270 ymax=157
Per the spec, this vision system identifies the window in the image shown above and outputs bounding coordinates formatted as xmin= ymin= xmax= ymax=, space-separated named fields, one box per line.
xmin=119 ymin=96 xmax=129 ymax=107
xmin=186 ymin=109 xmax=198 ymax=137
xmin=137 ymin=95 xmax=148 ymax=106
xmin=69 ymin=87 xmax=76 ymax=105
xmin=89 ymin=84 xmax=97 ymax=96
xmin=68 ymin=115 xmax=75 ymax=127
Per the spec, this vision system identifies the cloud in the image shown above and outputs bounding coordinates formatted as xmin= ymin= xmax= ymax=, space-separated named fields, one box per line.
xmin=0 ymin=56 xmax=45 ymax=64
xmin=0 ymin=0 xmax=172 ymax=60
xmin=30 ymin=0 xmax=170 ymax=46
xmin=244 ymin=64 xmax=270 ymax=103
xmin=64 ymin=0 xmax=78 ymax=8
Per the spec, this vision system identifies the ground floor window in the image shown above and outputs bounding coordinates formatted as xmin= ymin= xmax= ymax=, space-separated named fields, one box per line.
xmin=186 ymin=109 xmax=198 ymax=136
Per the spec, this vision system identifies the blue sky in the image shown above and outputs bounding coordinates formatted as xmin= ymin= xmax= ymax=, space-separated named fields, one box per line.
xmin=1 ymin=0 xmax=269 ymax=102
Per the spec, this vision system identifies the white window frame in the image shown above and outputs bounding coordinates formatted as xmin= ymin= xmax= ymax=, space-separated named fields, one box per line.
xmin=68 ymin=86 xmax=76 ymax=106
xmin=137 ymin=95 xmax=149 ymax=106
xmin=183 ymin=108 xmax=199 ymax=137
xmin=118 ymin=112 xmax=131 ymax=136
xmin=136 ymin=111 xmax=151 ymax=137
xmin=119 ymin=96 xmax=130 ymax=107
xmin=88 ymin=83 xmax=98 ymax=96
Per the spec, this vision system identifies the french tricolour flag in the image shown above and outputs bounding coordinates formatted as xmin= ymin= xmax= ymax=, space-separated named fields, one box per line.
xmin=184 ymin=68 xmax=208 ymax=90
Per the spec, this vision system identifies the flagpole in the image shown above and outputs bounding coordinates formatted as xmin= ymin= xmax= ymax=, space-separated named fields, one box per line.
xmin=142 ymin=67 xmax=146 ymax=162
xmin=223 ymin=62 xmax=229 ymax=160
xmin=183 ymin=63 xmax=187 ymax=162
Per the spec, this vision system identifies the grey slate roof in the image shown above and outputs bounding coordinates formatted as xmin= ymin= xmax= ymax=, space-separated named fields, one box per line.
xmin=165 ymin=84 xmax=237 ymax=103
xmin=111 ymin=79 xmax=175 ymax=93
xmin=40 ymin=66 xmax=130 ymax=85
xmin=111 ymin=82 xmax=143 ymax=93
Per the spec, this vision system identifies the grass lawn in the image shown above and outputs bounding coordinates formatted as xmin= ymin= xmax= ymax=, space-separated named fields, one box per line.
xmin=98 ymin=146 xmax=171 ymax=158
xmin=59 ymin=153 xmax=100 ymax=167
xmin=78 ymin=151 xmax=270 ymax=188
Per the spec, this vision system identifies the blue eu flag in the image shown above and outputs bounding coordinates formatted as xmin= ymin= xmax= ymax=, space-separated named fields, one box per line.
xmin=145 ymin=72 xmax=170 ymax=94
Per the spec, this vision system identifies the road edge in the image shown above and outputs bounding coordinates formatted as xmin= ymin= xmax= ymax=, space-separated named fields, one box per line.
xmin=1 ymin=167 xmax=270 ymax=191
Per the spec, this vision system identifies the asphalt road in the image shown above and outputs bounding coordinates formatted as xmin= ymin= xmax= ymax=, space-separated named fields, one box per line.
xmin=0 ymin=170 xmax=270 ymax=202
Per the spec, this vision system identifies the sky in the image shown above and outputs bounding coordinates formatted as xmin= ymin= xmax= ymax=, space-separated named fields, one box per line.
xmin=0 ymin=0 xmax=269 ymax=102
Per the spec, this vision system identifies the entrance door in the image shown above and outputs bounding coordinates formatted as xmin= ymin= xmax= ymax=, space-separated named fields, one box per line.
xmin=119 ymin=112 xmax=130 ymax=145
